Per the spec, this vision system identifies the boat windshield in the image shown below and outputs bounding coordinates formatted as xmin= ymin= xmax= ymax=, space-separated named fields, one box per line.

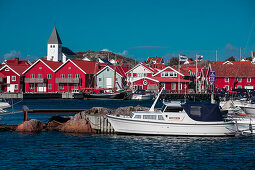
xmin=161 ymin=105 xmax=183 ymax=112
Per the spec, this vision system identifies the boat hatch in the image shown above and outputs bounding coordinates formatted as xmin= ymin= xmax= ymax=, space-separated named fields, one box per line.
xmin=161 ymin=105 xmax=183 ymax=112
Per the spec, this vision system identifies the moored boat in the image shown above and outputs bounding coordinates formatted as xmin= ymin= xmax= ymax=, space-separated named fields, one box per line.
xmin=131 ymin=89 xmax=155 ymax=100
xmin=107 ymin=88 xmax=236 ymax=136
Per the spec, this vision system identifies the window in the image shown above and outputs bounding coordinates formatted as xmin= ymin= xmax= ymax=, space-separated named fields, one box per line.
xmin=48 ymin=84 xmax=52 ymax=89
xmin=14 ymin=84 xmax=18 ymax=90
xmin=158 ymin=115 xmax=164 ymax=120
xmin=39 ymin=67 xmax=42 ymax=69
xmin=247 ymin=78 xmax=251 ymax=83
xmin=60 ymin=84 xmax=64 ymax=89
xmin=50 ymin=45 xmax=52 ymax=48
xmin=68 ymin=67 xmax=71 ymax=70
xmin=74 ymin=84 xmax=78 ymax=90
xmin=61 ymin=74 xmax=65 ymax=78
xmin=165 ymin=72 xmax=168 ymax=77
xmin=29 ymin=84 xmax=34 ymax=89
xmin=68 ymin=74 xmax=72 ymax=79
xmin=12 ymin=76 xmax=16 ymax=81
xmin=5 ymin=68 xmax=9 ymax=71
xmin=107 ymin=68 xmax=109 ymax=71
xmin=99 ymin=78 xmax=102 ymax=81
xmin=238 ymin=78 xmax=242 ymax=82
xmin=171 ymin=83 xmax=176 ymax=90
xmin=47 ymin=74 xmax=51 ymax=79
xmin=225 ymin=85 xmax=229 ymax=90
xmin=31 ymin=74 xmax=35 ymax=78
xmin=190 ymin=106 xmax=202 ymax=117
xmin=144 ymin=73 xmax=147 ymax=77
xmin=38 ymin=74 xmax=42 ymax=78
xmin=53 ymin=45 xmax=55 ymax=48
xmin=143 ymin=115 xmax=157 ymax=120
xmin=237 ymin=85 xmax=242 ymax=89
xmin=116 ymin=78 xmax=118 ymax=81
xmin=134 ymin=115 xmax=141 ymax=119
xmin=178 ymin=83 xmax=182 ymax=90
xmin=75 ymin=74 xmax=79 ymax=78
xmin=225 ymin=77 xmax=229 ymax=82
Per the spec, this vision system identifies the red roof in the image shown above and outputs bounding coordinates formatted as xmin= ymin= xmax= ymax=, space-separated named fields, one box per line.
xmin=147 ymin=56 xmax=163 ymax=64
xmin=216 ymin=61 xmax=252 ymax=65
xmin=9 ymin=65 xmax=30 ymax=75
xmin=113 ymin=66 xmax=131 ymax=77
xmin=71 ymin=60 xmax=97 ymax=74
xmin=153 ymin=77 xmax=191 ymax=83
xmin=211 ymin=64 xmax=255 ymax=77
xmin=181 ymin=66 xmax=204 ymax=76
xmin=2 ymin=58 xmax=31 ymax=66
xmin=150 ymin=64 xmax=166 ymax=69
xmin=141 ymin=63 xmax=158 ymax=73
xmin=41 ymin=60 xmax=63 ymax=70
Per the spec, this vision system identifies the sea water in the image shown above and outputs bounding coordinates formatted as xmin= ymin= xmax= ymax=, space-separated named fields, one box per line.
xmin=0 ymin=99 xmax=254 ymax=169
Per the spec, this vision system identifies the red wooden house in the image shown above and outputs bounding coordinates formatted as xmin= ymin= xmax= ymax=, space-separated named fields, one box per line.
xmin=209 ymin=64 xmax=255 ymax=91
xmin=54 ymin=59 xmax=97 ymax=93
xmin=0 ymin=64 xmax=30 ymax=93
xmin=22 ymin=59 xmax=62 ymax=93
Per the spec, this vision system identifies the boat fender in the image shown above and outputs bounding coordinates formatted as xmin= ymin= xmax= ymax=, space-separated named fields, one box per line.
xmin=236 ymin=112 xmax=247 ymax=116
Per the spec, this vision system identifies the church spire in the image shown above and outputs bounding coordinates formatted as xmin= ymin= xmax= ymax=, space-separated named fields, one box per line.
xmin=48 ymin=26 xmax=62 ymax=44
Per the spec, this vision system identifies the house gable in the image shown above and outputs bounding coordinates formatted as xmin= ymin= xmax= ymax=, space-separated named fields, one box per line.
xmin=153 ymin=66 xmax=184 ymax=77
xmin=126 ymin=63 xmax=155 ymax=74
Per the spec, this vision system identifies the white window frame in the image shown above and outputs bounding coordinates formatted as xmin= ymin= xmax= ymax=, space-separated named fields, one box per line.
xmin=48 ymin=84 xmax=52 ymax=89
xmin=75 ymin=74 xmax=79 ymax=78
xmin=237 ymin=85 xmax=242 ymax=89
xmin=73 ymin=84 xmax=78 ymax=90
xmin=247 ymin=77 xmax=251 ymax=83
xmin=99 ymin=78 xmax=102 ymax=81
xmin=225 ymin=77 xmax=229 ymax=82
xmin=68 ymin=74 xmax=72 ymax=79
xmin=47 ymin=74 xmax=51 ymax=79
xmin=29 ymin=84 xmax=34 ymax=89
xmin=38 ymin=74 xmax=42 ymax=78
xmin=12 ymin=76 xmax=16 ymax=81
xmin=171 ymin=83 xmax=176 ymax=90
xmin=31 ymin=74 xmax=35 ymax=78
xmin=60 ymin=84 xmax=64 ymax=90
xmin=225 ymin=85 xmax=229 ymax=91
xmin=178 ymin=83 xmax=182 ymax=90
xmin=5 ymin=68 xmax=9 ymax=71
xmin=238 ymin=78 xmax=242 ymax=82
xmin=14 ymin=84 xmax=18 ymax=90
xmin=61 ymin=74 xmax=65 ymax=78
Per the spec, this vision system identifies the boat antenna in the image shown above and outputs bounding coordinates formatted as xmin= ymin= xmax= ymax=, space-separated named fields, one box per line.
xmin=149 ymin=86 xmax=165 ymax=112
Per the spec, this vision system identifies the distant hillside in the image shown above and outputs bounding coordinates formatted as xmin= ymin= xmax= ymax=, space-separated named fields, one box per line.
xmin=76 ymin=50 xmax=138 ymax=66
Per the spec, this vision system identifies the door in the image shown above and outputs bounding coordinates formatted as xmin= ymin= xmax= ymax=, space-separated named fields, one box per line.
xmin=106 ymin=78 xmax=112 ymax=88
xmin=38 ymin=83 xmax=46 ymax=92
xmin=8 ymin=84 xmax=15 ymax=92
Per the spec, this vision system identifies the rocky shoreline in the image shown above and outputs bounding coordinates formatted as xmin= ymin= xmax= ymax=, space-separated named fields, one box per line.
xmin=1 ymin=105 xmax=150 ymax=133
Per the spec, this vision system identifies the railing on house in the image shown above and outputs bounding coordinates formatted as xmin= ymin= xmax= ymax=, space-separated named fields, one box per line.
xmin=56 ymin=78 xmax=81 ymax=83
xmin=25 ymin=78 xmax=47 ymax=83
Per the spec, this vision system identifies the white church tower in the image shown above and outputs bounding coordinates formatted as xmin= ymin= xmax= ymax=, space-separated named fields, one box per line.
xmin=47 ymin=26 xmax=62 ymax=62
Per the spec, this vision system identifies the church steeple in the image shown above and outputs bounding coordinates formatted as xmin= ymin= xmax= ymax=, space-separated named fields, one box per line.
xmin=47 ymin=26 xmax=63 ymax=62
xmin=48 ymin=26 xmax=62 ymax=44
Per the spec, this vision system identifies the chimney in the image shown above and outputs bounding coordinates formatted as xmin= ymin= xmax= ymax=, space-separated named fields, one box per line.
xmin=14 ymin=57 xmax=19 ymax=64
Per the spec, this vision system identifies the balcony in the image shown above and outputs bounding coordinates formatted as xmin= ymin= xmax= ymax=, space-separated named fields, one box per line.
xmin=56 ymin=78 xmax=81 ymax=83
xmin=25 ymin=78 xmax=47 ymax=83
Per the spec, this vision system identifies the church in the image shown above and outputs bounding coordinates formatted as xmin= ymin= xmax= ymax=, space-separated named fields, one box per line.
xmin=47 ymin=26 xmax=76 ymax=63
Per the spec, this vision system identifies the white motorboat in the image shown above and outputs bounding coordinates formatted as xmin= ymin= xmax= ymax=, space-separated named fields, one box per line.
xmin=0 ymin=101 xmax=11 ymax=109
xmin=131 ymin=90 xmax=154 ymax=100
xmin=240 ymin=104 xmax=255 ymax=115
xmin=107 ymin=88 xmax=236 ymax=136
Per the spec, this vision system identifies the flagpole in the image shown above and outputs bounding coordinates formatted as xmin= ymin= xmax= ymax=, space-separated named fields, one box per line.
xmin=216 ymin=50 xmax=217 ymax=62
xmin=196 ymin=56 xmax=198 ymax=94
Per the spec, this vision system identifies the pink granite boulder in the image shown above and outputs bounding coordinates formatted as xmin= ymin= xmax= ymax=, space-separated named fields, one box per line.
xmin=16 ymin=119 xmax=44 ymax=132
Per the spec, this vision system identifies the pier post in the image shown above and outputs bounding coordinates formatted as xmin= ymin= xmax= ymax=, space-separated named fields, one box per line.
xmin=24 ymin=111 xmax=28 ymax=121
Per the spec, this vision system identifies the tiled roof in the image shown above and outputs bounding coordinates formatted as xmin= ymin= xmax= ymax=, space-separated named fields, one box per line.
xmin=211 ymin=64 xmax=255 ymax=77
xmin=181 ymin=66 xmax=204 ymax=76
xmin=153 ymin=77 xmax=191 ymax=82
xmin=150 ymin=64 xmax=166 ymax=69
xmin=216 ymin=61 xmax=252 ymax=65
xmin=3 ymin=59 xmax=31 ymax=66
xmin=42 ymin=60 xmax=63 ymax=70
xmin=71 ymin=60 xmax=97 ymax=74
xmin=147 ymin=56 xmax=163 ymax=64
xmin=9 ymin=65 xmax=30 ymax=75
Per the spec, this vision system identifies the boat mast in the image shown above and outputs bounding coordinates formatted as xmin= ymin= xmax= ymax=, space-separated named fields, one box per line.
xmin=113 ymin=55 xmax=116 ymax=91
xmin=149 ymin=86 xmax=165 ymax=112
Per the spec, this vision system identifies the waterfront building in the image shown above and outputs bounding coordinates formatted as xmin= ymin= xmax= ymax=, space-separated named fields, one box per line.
xmin=146 ymin=56 xmax=165 ymax=65
xmin=96 ymin=65 xmax=129 ymax=90
xmin=54 ymin=60 xmax=97 ymax=93
xmin=23 ymin=59 xmax=62 ymax=93
xmin=0 ymin=58 xmax=31 ymax=92
xmin=209 ymin=64 xmax=255 ymax=91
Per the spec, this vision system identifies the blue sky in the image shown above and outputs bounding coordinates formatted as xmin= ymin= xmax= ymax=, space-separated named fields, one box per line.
xmin=0 ymin=0 xmax=255 ymax=62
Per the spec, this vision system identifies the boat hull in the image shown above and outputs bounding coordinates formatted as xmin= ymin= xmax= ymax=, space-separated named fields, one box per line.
xmin=107 ymin=115 xmax=236 ymax=136
xmin=240 ymin=106 xmax=255 ymax=115
xmin=84 ymin=92 xmax=126 ymax=100
xmin=131 ymin=94 xmax=154 ymax=100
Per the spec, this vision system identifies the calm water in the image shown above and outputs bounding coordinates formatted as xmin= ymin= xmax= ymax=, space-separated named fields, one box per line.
xmin=0 ymin=99 xmax=254 ymax=169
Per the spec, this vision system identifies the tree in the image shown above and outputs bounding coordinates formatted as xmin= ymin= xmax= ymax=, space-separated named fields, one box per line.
xmin=225 ymin=56 xmax=235 ymax=61
xmin=246 ymin=57 xmax=252 ymax=61
xmin=168 ymin=57 xmax=179 ymax=66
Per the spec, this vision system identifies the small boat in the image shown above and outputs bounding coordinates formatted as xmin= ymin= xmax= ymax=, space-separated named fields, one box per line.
xmin=84 ymin=91 xmax=127 ymax=100
xmin=107 ymin=88 xmax=236 ymax=136
xmin=131 ymin=89 xmax=155 ymax=100
xmin=240 ymin=104 xmax=255 ymax=115
xmin=0 ymin=101 xmax=11 ymax=109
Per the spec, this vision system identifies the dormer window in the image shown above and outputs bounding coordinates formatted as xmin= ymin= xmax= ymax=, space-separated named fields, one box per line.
xmin=39 ymin=67 xmax=42 ymax=69
xmin=5 ymin=68 xmax=9 ymax=71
